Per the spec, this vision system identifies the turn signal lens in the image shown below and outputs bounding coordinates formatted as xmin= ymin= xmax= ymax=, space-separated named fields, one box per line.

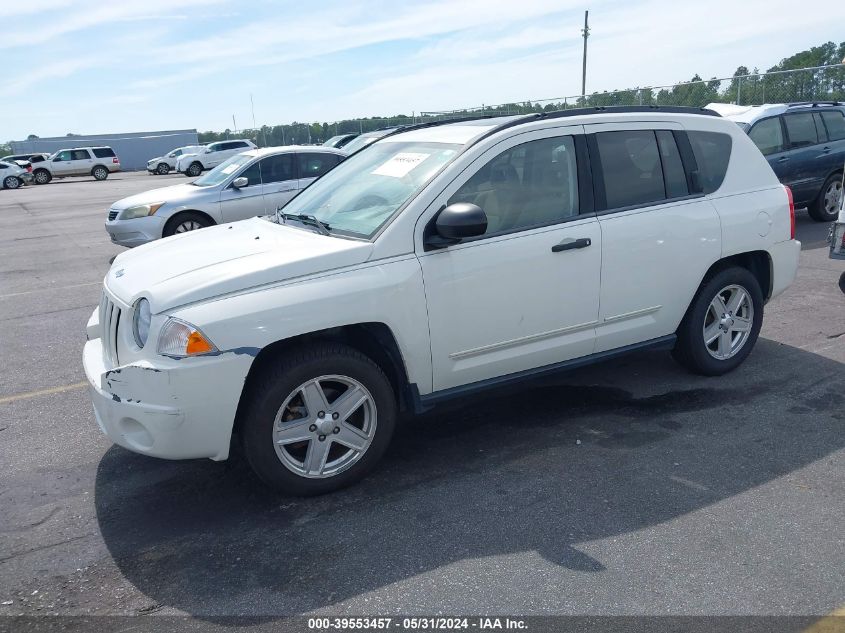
xmin=186 ymin=330 xmax=214 ymax=355
xmin=157 ymin=318 xmax=217 ymax=357
xmin=784 ymin=185 xmax=795 ymax=240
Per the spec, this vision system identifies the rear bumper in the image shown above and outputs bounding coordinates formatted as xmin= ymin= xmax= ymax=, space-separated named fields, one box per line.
xmin=769 ymin=239 xmax=801 ymax=299
xmin=83 ymin=333 xmax=253 ymax=461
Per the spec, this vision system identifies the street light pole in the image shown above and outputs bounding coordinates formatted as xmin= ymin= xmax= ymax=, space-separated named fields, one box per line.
xmin=581 ymin=10 xmax=590 ymax=100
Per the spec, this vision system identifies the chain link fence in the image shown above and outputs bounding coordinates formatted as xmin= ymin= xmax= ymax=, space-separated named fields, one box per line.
xmin=419 ymin=64 xmax=845 ymax=122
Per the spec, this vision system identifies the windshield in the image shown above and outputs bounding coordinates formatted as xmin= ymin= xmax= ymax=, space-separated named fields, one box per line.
xmin=276 ymin=140 xmax=461 ymax=238
xmin=192 ymin=153 xmax=254 ymax=187
xmin=342 ymin=131 xmax=394 ymax=154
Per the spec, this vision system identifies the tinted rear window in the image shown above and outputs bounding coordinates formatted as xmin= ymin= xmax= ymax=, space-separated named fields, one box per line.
xmin=821 ymin=111 xmax=845 ymax=141
xmin=595 ymin=130 xmax=665 ymax=208
xmin=783 ymin=113 xmax=818 ymax=148
xmin=93 ymin=147 xmax=115 ymax=158
xmin=688 ymin=131 xmax=732 ymax=194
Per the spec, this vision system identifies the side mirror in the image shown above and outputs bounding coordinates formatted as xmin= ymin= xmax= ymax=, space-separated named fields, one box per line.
xmin=232 ymin=177 xmax=248 ymax=189
xmin=425 ymin=202 xmax=487 ymax=249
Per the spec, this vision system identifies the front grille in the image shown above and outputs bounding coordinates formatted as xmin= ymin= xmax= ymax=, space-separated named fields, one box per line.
xmin=108 ymin=209 xmax=118 ymax=221
xmin=99 ymin=293 xmax=122 ymax=366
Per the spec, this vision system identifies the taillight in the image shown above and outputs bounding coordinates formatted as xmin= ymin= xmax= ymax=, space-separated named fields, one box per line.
xmin=784 ymin=185 xmax=795 ymax=240
xmin=112 ymin=157 xmax=120 ymax=164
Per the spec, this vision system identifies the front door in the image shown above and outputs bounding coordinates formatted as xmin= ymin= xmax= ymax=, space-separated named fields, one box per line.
xmin=219 ymin=159 xmax=267 ymax=222
xmin=417 ymin=129 xmax=602 ymax=392
xmin=51 ymin=150 xmax=74 ymax=176
xmin=259 ymin=153 xmax=299 ymax=212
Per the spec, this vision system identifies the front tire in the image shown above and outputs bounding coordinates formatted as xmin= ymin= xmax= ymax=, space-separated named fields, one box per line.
xmin=3 ymin=176 xmax=21 ymax=189
xmin=33 ymin=169 xmax=51 ymax=184
xmin=186 ymin=162 xmax=203 ymax=177
xmin=92 ymin=166 xmax=109 ymax=181
xmin=162 ymin=211 xmax=212 ymax=237
xmin=156 ymin=163 xmax=170 ymax=175
xmin=808 ymin=173 xmax=843 ymax=222
xmin=240 ymin=343 xmax=397 ymax=496
xmin=672 ymin=266 xmax=763 ymax=376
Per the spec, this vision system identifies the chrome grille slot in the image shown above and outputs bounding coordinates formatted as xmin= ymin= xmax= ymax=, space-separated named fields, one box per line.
xmin=99 ymin=292 xmax=122 ymax=366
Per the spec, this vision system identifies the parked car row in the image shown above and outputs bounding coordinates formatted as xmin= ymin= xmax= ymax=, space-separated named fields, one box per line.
xmin=86 ymin=105 xmax=802 ymax=495
xmin=1 ymin=146 xmax=121 ymax=186
xmin=713 ymin=101 xmax=845 ymax=222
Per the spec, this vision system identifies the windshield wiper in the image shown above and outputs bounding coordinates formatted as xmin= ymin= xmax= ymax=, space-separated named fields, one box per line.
xmin=277 ymin=209 xmax=331 ymax=236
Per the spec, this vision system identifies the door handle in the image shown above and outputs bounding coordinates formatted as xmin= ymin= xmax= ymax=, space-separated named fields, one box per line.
xmin=552 ymin=237 xmax=592 ymax=252
xmin=821 ymin=146 xmax=831 ymax=153
xmin=777 ymin=157 xmax=790 ymax=162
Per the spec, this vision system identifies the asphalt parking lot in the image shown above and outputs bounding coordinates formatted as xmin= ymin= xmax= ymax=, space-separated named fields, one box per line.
xmin=1 ymin=172 xmax=844 ymax=619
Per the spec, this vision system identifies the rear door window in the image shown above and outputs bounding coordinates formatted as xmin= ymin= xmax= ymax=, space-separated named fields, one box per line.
xmin=688 ymin=131 xmax=732 ymax=194
xmin=655 ymin=131 xmax=689 ymax=198
xmin=70 ymin=149 xmax=90 ymax=161
xmin=298 ymin=153 xmax=341 ymax=179
xmin=748 ymin=117 xmax=785 ymax=156
xmin=595 ymin=130 xmax=665 ymax=208
xmin=783 ymin=113 xmax=819 ymax=148
xmin=820 ymin=111 xmax=845 ymax=141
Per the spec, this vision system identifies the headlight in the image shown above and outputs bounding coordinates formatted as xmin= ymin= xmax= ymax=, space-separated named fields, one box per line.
xmin=133 ymin=298 xmax=151 ymax=348
xmin=157 ymin=318 xmax=217 ymax=357
xmin=121 ymin=202 xmax=164 ymax=220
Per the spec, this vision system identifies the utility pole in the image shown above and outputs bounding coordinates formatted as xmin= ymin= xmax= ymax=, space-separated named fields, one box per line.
xmin=232 ymin=114 xmax=237 ymax=134
xmin=581 ymin=10 xmax=590 ymax=100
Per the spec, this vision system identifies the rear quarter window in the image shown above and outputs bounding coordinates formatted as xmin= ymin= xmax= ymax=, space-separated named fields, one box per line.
xmin=92 ymin=147 xmax=115 ymax=158
xmin=821 ymin=111 xmax=845 ymax=141
xmin=687 ymin=131 xmax=732 ymax=194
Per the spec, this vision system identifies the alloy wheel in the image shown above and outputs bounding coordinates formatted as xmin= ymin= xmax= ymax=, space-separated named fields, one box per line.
xmin=823 ymin=180 xmax=843 ymax=214
xmin=703 ymin=284 xmax=754 ymax=360
xmin=174 ymin=220 xmax=203 ymax=233
xmin=3 ymin=176 xmax=20 ymax=189
xmin=34 ymin=171 xmax=49 ymax=184
xmin=272 ymin=375 xmax=377 ymax=479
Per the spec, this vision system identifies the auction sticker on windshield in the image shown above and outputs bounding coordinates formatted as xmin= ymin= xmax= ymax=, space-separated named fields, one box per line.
xmin=372 ymin=153 xmax=430 ymax=178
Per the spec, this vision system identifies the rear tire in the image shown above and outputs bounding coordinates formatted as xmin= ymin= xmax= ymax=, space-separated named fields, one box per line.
xmin=186 ymin=162 xmax=203 ymax=177
xmin=92 ymin=166 xmax=109 ymax=181
xmin=808 ymin=173 xmax=842 ymax=222
xmin=3 ymin=176 xmax=21 ymax=189
xmin=156 ymin=163 xmax=170 ymax=175
xmin=672 ymin=266 xmax=763 ymax=376
xmin=240 ymin=343 xmax=397 ymax=496
xmin=33 ymin=169 xmax=51 ymax=184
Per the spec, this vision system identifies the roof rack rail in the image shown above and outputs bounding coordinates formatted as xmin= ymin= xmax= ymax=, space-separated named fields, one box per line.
xmin=786 ymin=101 xmax=842 ymax=108
xmin=469 ymin=105 xmax=720 ymax=148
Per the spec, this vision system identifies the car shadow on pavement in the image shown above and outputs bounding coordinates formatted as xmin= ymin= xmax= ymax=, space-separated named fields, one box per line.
xmin=94 ymin=338 xmax=845 ymax=618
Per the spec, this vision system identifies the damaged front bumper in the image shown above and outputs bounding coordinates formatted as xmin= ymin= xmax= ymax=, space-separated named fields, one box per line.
xmin=83 ymin=318 xmax=253 ymax=461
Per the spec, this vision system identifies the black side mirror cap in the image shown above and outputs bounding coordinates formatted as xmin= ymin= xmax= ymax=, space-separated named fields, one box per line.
xmin=425 ymin=202 xmax=488 ymax=250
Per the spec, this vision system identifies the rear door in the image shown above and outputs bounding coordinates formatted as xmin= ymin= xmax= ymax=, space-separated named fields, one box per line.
xmin=818 ymin=109 xmax=845 ymax=178
xmin=781 ymin=111 xmax=827 ymax=204
xmin=70 ymin=149 xmax=93 ymax=175
xmin=296 ymin=152 xmax=341 ymax=190
xmin=585 ymin=123 xmax=722 ymax=352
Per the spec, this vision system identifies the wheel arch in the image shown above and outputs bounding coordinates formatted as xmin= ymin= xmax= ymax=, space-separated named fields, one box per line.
xmin=700 ymin=250 xmax=773 ymax=302
xmin=232 ymin=322 xmax=411 ymax=436
xmin=162 ymin=209 xmax=217 ymax=235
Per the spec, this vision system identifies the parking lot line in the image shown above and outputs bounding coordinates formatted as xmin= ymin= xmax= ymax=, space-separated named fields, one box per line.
xmin=0 ymin=381 xmax=88 ymax=405
xmin=802 ymin=606 xmax=845 ymax=633
xmin=0 ymin=281 xmax=101 ymax=300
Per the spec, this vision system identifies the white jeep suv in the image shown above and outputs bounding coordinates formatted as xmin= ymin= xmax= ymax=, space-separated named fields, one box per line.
xmin=176 ymin=139 xmax=257 ymax=177
xmin=146 ymin=145 xmax=205 ymax=175
xmin=83 ymin=107 xmax=800 ymax=495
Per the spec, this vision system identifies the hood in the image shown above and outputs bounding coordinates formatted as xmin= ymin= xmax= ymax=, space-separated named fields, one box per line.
xmin=147 ymin=156 xmax=163 ymax=164
xmin=105 ymin=217 xmax=373 ymax=311
xmin=110 ymin=183 xmax=206 ymax=210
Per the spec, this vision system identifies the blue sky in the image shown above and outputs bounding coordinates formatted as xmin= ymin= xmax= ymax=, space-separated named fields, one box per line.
xmin=1 ymin=0 xmax=841 ymax=141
